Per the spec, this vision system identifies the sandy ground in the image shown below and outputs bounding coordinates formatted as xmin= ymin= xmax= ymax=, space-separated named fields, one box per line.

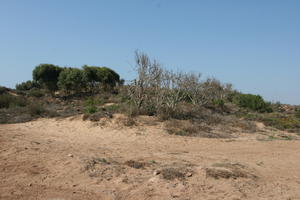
xmin=0 ymin=115 xmax=300 ymax=200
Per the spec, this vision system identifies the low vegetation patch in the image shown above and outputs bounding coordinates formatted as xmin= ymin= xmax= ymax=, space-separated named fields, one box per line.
xmin=16 ymin=80 xmax=40 ymax=91
xmin=161 ymin=168 xmax=186 ymax=181
xmin=27 ymin=89 xmax=44 ymax=97
xmin=165 ymin=119 xmax=211 ymax=137
xmin=1 ymin=51 xmax=297 ymax=139
xmin=164 ymin=117 xmax=249 ymax=138
xmin=206 ymin=162 xmax=257 ymax=179
xmin=27 ymin=104 xmax=46 ymax=116
xmin=262 ymin=115 xmax=300 ymax=131
xmin=232 ymin=93 xmax=273 ymax=113
xmin=124 ymin=160 xmax=147 ymax=169
xmin=0 ymin=94 xmax=27 ymax=109
xmin=83 ymin=110 xmax=113 ymax=121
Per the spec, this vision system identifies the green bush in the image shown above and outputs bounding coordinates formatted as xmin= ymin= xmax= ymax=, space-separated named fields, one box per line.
xmin=28 ymin=89 xmax=44 ymax=97
xmin=85 ymin=105 xmax=98 ymax=114
xmin=262 ymin=116 xmax=299 ymax=130
xmin=0 ymin=94 xmax=27 ymax=109
xmin=104 ymin=104 xmax=120 ymax=113
xmin=84 ymin=97 xmax=104 ymax=107
xmin=232 ymin=93 xmax=273 ymax=113
xmin=213 ymin=99 xmax=225 ymax=107
xmin=16 ymin=81 xmax=40 ymax=91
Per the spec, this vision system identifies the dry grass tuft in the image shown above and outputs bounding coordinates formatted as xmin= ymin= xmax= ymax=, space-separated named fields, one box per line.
xmin=206 ymin=162 xmax=257 ymax=179
xmin=124 ymin=160 xmax=147 ymax=169
xmin=161 ymin=167 xmax=186 ymax=181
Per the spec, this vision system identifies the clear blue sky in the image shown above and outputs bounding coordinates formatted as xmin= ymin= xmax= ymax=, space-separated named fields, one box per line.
xmin=0 ymin=0 xmax=299 ymax=104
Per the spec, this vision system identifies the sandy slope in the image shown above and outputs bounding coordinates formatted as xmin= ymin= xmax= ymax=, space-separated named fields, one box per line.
xmin=0 ymin=115 xmax=300 ymax=200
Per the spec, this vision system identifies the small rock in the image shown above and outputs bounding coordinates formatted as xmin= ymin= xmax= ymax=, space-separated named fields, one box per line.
xmin=186 ymin=172 xmax=193 ymax=177
xmin=148 ymin=177 xmax=159 ymax=183
xmin=171 ymin=193 xmax=180 ymax=198
xmin=153 ymin=170 xmax=161 ymax=175
xmin=28 ymin=183 xmax=32 ymax=187
xmin=68 ymin=154 xmax=73 ymax=158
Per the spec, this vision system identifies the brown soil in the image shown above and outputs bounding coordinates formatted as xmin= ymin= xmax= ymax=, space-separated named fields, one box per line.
xmin=1 ymin=115 xmax=300 ymax=200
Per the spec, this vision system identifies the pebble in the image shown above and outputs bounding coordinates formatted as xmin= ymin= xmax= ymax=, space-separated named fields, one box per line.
xmin=153 ymin=170 xmax=160 ymax=175
xmin=68 ymin=154 xmax=73 ymax=158
xmin=186 ymin=172 xmax=193 ymax=177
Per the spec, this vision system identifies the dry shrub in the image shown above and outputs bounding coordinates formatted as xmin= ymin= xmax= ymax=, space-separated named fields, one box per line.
xmin=234 ymin=120 xmax=257 ymax=133
xmin=165 ymin=119 xmax=213 ymax=137
xmin=206 ymin=168 xmax=245 ymax=179
xmin=83 ymin=111 xmax=113 ymax=122
xmin=124 ymin=160 xmax=147 ymax=169
xmin=120 ymin=103 xmax=138 ymax=126
xmin=85 ymin=158 xmax=111 ymax=171
xmin=161 ymin=168 xmax=186 ymax=181
xmin=128 ymin=51 xmax=233 ymax=119
xmin=123 ymin=116 xmax=136 ymax=126
xmin=83 ymin=157 xmax=124 ymax=179
xmin=206 ymin=162 xmax=257 ymax=179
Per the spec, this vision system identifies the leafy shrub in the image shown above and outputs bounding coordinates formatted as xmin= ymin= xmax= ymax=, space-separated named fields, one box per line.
xmin=0 ymin=94 xmax=27 ymax=109
xmin=213 ymin=99 xmax=225 ymax=107
xmin=16 ymin=81 xmax=40 ymax=91
xmin=104 ymin=104 xmax=120 ymax=113
xmin=84 ymin=97 xmax=104 ymax=107
xmin=28 ymin=89 xmax=44 ymax=97
xmin=85 ymin=105 xmax=98 ymax=114
xmin=83 ymin=97 xmax=106 ymax=114
xmin=232 ymin=93 xmax=273 ymax=113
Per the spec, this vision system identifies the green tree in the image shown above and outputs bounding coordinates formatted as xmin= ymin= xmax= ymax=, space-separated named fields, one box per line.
xmin=82 ymin=65 xmax=120 ymax=92
xmin=97 ymin=67 xmax=120 ymax=89
xmin=82 ymin=65 xmax=102 ymax=92
xmin=57 ymin=68 xmax=87 ymax=94
xmin=32 ymin=64 xmax=62 ymax=92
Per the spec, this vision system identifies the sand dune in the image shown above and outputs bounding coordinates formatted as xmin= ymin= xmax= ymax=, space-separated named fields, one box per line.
xmin=1 ymin=115 xmax=300 ymax=200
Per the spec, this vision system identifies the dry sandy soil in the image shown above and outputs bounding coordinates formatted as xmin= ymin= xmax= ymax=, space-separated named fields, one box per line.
xmin=0 ymin=115 xmax=300 ymax=200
